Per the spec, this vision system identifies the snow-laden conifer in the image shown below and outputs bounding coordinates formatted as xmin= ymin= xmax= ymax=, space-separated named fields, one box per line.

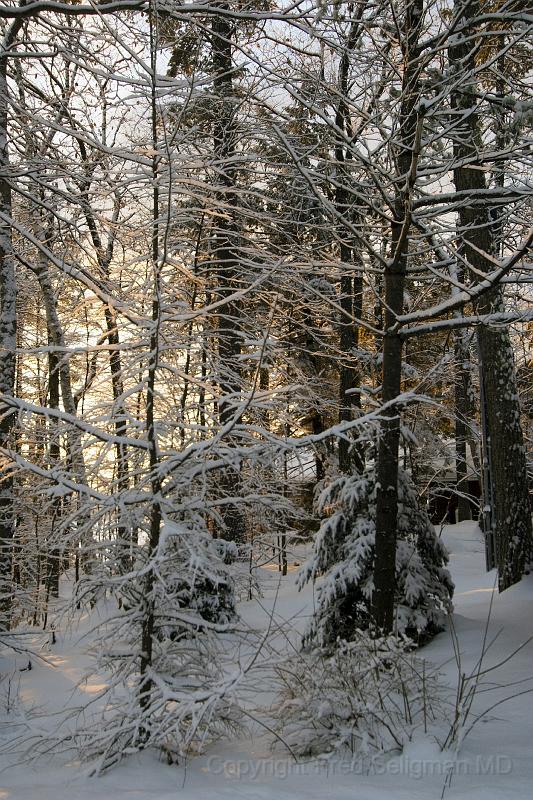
xmin=300 ymin=464 xmax=454 ymax=646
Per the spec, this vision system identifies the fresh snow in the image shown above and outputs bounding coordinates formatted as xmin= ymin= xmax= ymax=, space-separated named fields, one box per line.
xmin=2 ymin=522 xmax=533 ymax=799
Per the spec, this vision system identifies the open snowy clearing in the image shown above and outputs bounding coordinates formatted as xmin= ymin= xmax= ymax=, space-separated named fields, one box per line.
xmin=1 ymin=521 xmax=533 ymax=800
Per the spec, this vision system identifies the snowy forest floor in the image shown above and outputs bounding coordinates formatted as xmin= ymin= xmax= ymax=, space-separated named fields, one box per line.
xmin=2 ymin=521 xmax=533 ymax=800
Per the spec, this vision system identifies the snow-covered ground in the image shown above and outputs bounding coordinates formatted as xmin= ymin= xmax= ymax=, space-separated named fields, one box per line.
xmin=2 ymin=522 xmax=533 ymax=799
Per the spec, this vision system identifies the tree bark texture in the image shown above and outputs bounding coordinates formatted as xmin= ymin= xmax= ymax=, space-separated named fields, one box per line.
xmin=373 ymin=0 xmax=424 ymax=632
xmin=450 ymin=0 xmax=532 ymax=590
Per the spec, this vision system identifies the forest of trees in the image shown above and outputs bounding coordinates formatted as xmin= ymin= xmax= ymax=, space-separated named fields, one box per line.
xmin=0 ymin=0 xmax=532 ymax=774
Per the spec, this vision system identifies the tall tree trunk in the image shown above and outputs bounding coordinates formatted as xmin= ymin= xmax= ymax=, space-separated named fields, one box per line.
xmin=455 ymin=328 xmax=472 ymax=521
xmin=139 ymin=8 xmax=162 ymax=738
xmin=46 ymin=328 xmax=61 ymax=598
xmin=211 ymin=3 xmax=246 ymax=545
xmin=31 ymin=219 xmax=91 ymax=566
xmin=338 ymin=251 xmax=363 ymax=475
xmin=77 ymin=177 xmax=130 ymax=566
xmin=335 ymin=9 xmax=364 ymax=476
xmin=372 ymin=0 xmax=424 ymax=632
xmin=0 ymin=19 xmax=23 ymax=628
xmin=450 ymin=0 xmax=532 ymax=589
xmin=304 ymin=315 xmax=327 ymax=483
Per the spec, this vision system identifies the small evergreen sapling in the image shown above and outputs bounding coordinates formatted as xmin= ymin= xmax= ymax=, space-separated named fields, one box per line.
xmin=27 ymin=520 xmax=244 ymax=773
xmin=300 ymin=464 xmax=454 ymax=647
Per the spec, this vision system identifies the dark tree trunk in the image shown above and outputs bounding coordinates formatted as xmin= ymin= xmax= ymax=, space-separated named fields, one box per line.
xmin=139 ymin=13 xmax=162 ymax=736
xmin=77 ymin=175 xmax=130 ymax=566
xmin=212 ymin=3 xmax=246 ymax=545
xmin=30 ymin=215 xmax=90 ymax=568
xmin=455 ymin=329 xmax=472 ymax=522
xmin=450 ymin=0 xmax=532 ymax=590
xmin=338 ymin=266 xmax=363 ymax=476
xmin=46 ymin=332 xmax=61 ymax=598
xmin=0 ymin=21 xmax=22 ymax=627
xmin=372 ymin=0 xmax=424 ymax=632
xmin=335 ymin=11 xmax=364 ymax=477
